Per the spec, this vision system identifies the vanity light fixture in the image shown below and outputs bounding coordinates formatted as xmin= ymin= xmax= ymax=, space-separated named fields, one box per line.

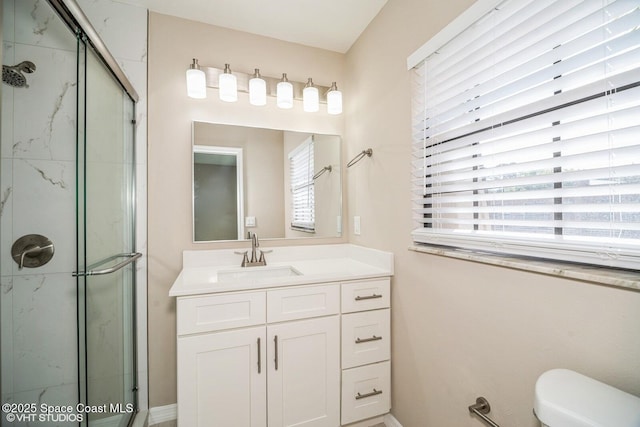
xmin=218 ymin=63 xmax=238 ymax=102
xmin=186 ymin=61 xmax=342 ymax=114
xmin=277 ymin=73 xmax=294 ymax=109
xmin=249 ymin=68 xmax=267 ymax=106
xmin=303 ymin=78 xmax=319 ymax=112
xmin=327 ymin=82 xmax=342 ymax=115
xmin=186 ymin=58 xmax=206 ymax=99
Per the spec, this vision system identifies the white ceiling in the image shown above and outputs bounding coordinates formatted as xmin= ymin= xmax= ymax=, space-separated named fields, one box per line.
xmin=118 ymin=0 xmax=388 ymax=53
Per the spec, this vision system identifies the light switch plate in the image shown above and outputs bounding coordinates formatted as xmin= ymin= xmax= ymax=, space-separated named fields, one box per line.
xmin=245 ymin=216 xmax=256 ymax=227
xmin=354 ymin=216 xmax=361 ymax=235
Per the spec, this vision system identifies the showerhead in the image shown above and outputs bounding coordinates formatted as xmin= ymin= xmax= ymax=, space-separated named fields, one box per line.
xmin=2 ymin=61 xmax=36 ymax=88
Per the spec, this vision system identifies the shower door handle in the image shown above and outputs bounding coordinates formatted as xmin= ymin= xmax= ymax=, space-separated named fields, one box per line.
xmin=73 ymin=252 xmax=142 ymax=277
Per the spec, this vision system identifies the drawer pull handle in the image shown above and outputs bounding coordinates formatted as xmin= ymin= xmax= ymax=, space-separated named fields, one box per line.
xmin=355 ymin=335 xmax=382 ymax=344
xmin=257 ymin=338 xmax=261 ymax=374
xmin=355 ymin=294 xmax=382 ymax=301
xmin=356 ymin=389 xmax=383 ymax=400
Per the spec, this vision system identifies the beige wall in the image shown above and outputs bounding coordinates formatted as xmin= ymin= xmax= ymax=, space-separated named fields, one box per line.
xmin=147 ymin=12 xmax=345 ymax=406
xmin=345 ymin=0 xmax=640 ymax=426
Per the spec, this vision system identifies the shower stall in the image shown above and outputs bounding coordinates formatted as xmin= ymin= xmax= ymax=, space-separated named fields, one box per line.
xmin=1 ymin=0 xmax=142 ymax=425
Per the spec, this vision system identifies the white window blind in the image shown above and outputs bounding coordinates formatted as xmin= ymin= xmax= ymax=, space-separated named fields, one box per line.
xmin=410 ymin=0 xmax=640 ymax=269
xmin=289 ymin=136 xmax=315 ymax=232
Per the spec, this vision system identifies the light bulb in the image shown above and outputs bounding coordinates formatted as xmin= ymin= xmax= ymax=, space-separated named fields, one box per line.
xmin=186 ymin=59 xmax=206 ymax=99
xmin=219 ymin=63 xmax=237 ymax=102
xmin=327 ymin=82 xmax=342 ymax=115
xmin=277 ymin=73 xmax=293 ymax=109
xmin=249 ymin=68 xmax=267 ymax=106
xmin=303 ymin=77 xmax=319 ymax=112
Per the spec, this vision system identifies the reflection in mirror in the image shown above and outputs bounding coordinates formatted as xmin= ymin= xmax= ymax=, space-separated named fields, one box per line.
xmin=193 ymin=122 xmax=342 ymax=242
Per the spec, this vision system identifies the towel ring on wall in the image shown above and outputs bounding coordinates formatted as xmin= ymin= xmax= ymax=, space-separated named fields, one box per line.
xmin=347 ymin=148 xmax=373 ymax=168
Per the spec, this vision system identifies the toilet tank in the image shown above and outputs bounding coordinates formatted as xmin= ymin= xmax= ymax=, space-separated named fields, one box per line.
xmin=534 ymin=369 xmax=640 ymax=427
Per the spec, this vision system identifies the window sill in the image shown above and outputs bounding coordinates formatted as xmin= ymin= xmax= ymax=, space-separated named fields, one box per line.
xmin=408 ymin=245 xmax=640 ymax=291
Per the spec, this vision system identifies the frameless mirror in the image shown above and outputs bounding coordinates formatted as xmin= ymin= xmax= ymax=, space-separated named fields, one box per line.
xmin=193 ymin=122 xmax=342 ymax=242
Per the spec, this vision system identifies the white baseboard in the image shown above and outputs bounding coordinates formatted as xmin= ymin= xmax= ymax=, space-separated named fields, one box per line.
xmin=384 ymin=413 xmax=403 ymax=427
xmin=148 ymin=404 xmax=177 ymax=425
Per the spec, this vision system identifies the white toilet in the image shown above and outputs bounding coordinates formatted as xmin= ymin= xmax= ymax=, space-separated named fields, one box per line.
xmin=534 ymin=369 xmax=640 ymax=427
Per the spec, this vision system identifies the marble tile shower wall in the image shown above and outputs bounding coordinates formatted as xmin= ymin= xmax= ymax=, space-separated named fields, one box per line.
xmin=1 ymin=0 xmax=148 ymax=416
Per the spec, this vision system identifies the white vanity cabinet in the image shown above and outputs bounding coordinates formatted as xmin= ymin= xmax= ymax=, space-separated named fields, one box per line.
xmin=172 ymin=245 xmax=394 ymax=427
xmin=176 ymin=284 xmax=341 ymax=427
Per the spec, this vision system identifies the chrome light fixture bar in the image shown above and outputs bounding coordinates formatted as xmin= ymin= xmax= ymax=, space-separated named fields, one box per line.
xmin=186 ymin=60 xmax=342 ymax=113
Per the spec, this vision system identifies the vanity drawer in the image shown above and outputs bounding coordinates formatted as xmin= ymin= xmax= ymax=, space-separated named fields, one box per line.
xmin=341 ymin=361 xmax=391 ymax=425
xmin=341 ymin=278 xmax=390 ymax=313
xmin=267 ymin=284 xmax=340 ymax=323
xmin=342 ymin=309 xmax=390 ymax=369
xmin=177 ymin=292 xmax=266 ymax=335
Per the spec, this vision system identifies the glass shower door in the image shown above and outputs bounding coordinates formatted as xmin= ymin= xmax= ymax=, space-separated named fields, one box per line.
xmin=76 ymin=41 xmax=138 ymax=426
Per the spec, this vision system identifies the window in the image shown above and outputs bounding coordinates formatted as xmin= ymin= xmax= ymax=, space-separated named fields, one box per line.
xmin=289 ymin=136 xmax=315 ymax=232
xmin=409 ymin=0 xmax=640 ymax=269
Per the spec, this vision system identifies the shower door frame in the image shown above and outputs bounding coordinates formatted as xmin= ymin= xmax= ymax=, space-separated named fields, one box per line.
xmin=46 ymin=1 xmax=141 ymax=425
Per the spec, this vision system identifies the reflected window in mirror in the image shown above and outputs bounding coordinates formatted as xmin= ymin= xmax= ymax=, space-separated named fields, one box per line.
xmin=289 ymin=136 xmax=315 ymax=233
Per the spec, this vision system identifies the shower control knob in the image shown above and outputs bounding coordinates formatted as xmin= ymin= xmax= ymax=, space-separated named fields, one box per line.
xmin=11 ymin=234 xmax=54 ymax=270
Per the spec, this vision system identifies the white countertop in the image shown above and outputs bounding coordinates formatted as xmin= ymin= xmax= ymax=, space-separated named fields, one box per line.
xmin=169 ymin=244 xmax=394 ymax=297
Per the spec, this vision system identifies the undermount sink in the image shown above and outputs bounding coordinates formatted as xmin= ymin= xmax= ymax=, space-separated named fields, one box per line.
xmin=217 ymin=265 xmax=302 ymax=282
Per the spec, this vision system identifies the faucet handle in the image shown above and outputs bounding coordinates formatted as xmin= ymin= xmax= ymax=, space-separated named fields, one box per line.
xmin=258 ymin=249 xmax=272 ymax=263
xmin=234 ymin=250 xmax=249 ymax=267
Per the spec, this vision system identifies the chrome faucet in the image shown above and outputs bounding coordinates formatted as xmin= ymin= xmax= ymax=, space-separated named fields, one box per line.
xmin=236 ymin=232 xmax=270 ymax=267
xmin=250 ymin=232 xmax=260 ymax=264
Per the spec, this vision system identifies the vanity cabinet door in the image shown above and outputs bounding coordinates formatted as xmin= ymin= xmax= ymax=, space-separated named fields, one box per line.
xmin=177 ymin=327 xmax=267 ymax=427
xmin=267 ymin=316 xmax=340 ymax=427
